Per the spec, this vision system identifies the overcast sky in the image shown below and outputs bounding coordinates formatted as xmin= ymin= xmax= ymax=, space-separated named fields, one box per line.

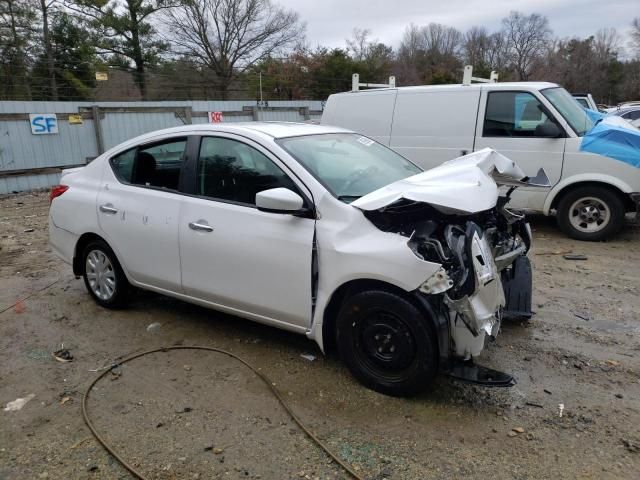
xmin=279 ymin=0 xmax=636 ymax=53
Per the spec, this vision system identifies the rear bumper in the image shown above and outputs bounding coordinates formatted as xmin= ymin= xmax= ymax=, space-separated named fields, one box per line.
xmin=48 ymin=215 xmax=77 ymax=265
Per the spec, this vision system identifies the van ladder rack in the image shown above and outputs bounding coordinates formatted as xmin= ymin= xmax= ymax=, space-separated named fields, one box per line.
xmin=351 ymin=73 xmax=396 ymax=92
xmin=462 ymin=65 xmax=499 ymax=86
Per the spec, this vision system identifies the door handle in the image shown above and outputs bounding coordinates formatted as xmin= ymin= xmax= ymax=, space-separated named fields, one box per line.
xmin=188 ymin=221 xmax=214 ymax=232
xmin=99 ymin=204 xmax=118 ymax=214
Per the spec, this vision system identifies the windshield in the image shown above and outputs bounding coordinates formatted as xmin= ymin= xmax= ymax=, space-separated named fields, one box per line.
xmin=542 ymin=87 xmax=594 ymax=136
xmin=277 ymin=133 xmax=421 ymax=202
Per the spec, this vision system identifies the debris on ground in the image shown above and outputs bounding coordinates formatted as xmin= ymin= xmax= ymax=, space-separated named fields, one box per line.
xmin=52 ymin=346 xmax=73 ymax=363
xmin=146 ymin=322 xmax=162 ymax=333
xmin=4 ymin=393 xmax=36 ymax=411
xmin=572 ymin=310 xmax=593 ymax=321
xmin=60 ymin=396 xmax=71 ymax=405
xmin=558 ymin=404 xmax=565 ymax=418
xmin=14 ymin=300 xmax=25 ymax=314
xmin=621 ymin=438 xmax=639 ymax=453
xmin=300 ymin=353 xmax=316 ymax=362
xmin=563 ymin=253 xmax=588 ymax=261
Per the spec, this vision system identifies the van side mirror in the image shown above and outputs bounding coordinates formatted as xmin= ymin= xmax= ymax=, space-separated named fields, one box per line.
xmin=535 ymin=122 xmax=563 ymax=138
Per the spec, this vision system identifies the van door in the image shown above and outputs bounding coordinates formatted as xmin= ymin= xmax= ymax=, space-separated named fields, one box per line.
xmin=322 ymin=90 xmax=396 ymax=146
xmin=390 ymin=88 xmax=481 ymax=169
xmin=473 ymin=89 xmax=566 ymax=211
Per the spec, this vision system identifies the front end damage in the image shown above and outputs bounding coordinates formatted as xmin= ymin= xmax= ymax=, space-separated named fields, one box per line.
xmin=352 ymin=149 xmax=548 ymax=386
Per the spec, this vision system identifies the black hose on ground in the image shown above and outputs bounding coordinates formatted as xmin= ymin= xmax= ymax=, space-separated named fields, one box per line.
xmin=82 ymin=345 xmax=364 ymax=480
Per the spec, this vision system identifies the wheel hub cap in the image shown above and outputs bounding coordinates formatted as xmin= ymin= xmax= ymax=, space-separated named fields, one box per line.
xmin=569 ymin=197 xmax=610 ymax=233
xmin=359 ymin=312 xmax=416 ymax=371
xmin=86 ymin=250 xmax=116 ymax=300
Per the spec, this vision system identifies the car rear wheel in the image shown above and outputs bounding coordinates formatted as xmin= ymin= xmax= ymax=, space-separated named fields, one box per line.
xmin=82 ymin=239 xmax=130 ymax=308
xmin=557 ymin=186 xmax=625 ymax=241
xmin=336 ymin=290 xmax=439 ymax=396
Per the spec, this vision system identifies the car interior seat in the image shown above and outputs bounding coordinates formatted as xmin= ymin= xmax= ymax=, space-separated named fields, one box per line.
xmin=133 ymin=152 xmax=156 ymax=186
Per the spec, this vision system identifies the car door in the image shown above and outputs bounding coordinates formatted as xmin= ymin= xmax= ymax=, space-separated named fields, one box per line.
xmin=97 ymin=136 xmax=188 ymax=291
xmin=474 ymin=89 xmax=566 ymax=211
xmin=179 ymin=134 xmax=315 ymax=329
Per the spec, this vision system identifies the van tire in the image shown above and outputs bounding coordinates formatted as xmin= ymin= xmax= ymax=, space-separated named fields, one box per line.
xmin=335 ymin=290 xmax=439 ymax=396
xmin=556 ymin=186 xmax=625 ymax=241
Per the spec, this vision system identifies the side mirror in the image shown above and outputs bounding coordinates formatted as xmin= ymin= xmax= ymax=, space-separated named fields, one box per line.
xmin=536 ymin=122 xmax=563 ymax=138
xmin=256 ymin=188 xmax=305 ymax=214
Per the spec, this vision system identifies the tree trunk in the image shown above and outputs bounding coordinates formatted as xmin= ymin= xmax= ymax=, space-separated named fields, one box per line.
xmin=40 ymin=0 xmax=58 ymax=101
xmin=128 ymin=2 xmax=147 ymax=99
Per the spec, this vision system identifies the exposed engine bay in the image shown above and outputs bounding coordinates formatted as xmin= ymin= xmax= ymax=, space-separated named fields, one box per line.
xmin=348 ymin=148 xmax=549 ymax=385
xmin=362 ymin=194 xmax=532 ymax=361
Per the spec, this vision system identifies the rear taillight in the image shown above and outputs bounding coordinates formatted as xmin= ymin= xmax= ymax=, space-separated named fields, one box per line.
xmin=50 ymin=185 xmax=69 ymax=203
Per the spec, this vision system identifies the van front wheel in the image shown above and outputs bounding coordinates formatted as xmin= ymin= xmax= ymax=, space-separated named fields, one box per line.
xmin=557 ymin=186 xmax=625 ymax=241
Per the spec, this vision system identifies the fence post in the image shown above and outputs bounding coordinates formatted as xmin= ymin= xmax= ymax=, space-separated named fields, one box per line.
xmin=185 ymin=107 xmax=193 ymax=124
xmin=91 ymin=105 xmax=105 ymax=156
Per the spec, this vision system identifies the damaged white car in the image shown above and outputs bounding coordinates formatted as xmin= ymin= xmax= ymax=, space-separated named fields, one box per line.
xmin=48 ymin=123 xmax=546 ymax=396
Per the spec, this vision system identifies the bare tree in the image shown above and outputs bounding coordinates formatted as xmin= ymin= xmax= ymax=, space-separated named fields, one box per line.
xmin=630 ymin=18 xmax=640 ymax=58
xmin=502 ymin=11 xmax=552 ymax=80
xmin=594 ymin=28 xmax=621 ymax=61
xmin=421 ymin=23 xmax=462 ymax=57
xmin=346 ymin=27 xmax=371 ymax=61
xmin=463 ymin=27 xmax=488 ymax=64
xmin=165 ymin=0 xmax=304 ymax=99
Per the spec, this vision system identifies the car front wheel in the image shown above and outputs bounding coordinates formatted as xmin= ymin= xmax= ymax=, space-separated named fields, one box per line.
xmin=82 ymin=239 xmax=130 ymax=308
xmin=336 ymin=289 xmax=439 ymax=396
xmin=557 ymin=186 xmax=625 ymax=241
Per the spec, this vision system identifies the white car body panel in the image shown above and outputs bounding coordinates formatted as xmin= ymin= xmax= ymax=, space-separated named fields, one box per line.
xmin=179 ymin=194 xmax=315 ymax=328
xmin=97 ymin=174 xmax=183 ymax=291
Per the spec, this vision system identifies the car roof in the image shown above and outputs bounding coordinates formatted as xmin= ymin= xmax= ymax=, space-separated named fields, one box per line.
xmin=612 ymin=107 xmax=640 ymax=115
xmin=132 ymin=122 xmax=350 ymax=141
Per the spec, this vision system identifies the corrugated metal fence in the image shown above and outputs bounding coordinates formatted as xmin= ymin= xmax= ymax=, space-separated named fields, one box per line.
xmin=0 ymin=100 xmax=324 ymax=194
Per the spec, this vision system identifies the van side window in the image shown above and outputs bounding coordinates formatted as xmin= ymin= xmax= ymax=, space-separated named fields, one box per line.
xmin=483 ymin=92 xmax=555 ymax=138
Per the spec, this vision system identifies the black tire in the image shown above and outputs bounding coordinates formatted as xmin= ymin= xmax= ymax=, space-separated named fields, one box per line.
xmin=81 ymin=239 xmax=130 ymax=308
xmin=335 ymin=289 xmax=439 ymax=396
xmin=556 ymin=186 xmax=625 ymax=241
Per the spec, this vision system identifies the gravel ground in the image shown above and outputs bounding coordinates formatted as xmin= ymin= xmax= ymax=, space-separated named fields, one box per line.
xmin=1 ymin=190 xmax=639 ymax=480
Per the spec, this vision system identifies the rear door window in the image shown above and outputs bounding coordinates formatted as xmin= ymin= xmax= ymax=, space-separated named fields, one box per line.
xmin=110 ymin=138 xmax=187 ymax=190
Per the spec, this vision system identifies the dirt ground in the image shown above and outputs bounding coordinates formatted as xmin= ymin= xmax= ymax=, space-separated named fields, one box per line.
xmin=1 ymin=190 xmax=639 ymax=480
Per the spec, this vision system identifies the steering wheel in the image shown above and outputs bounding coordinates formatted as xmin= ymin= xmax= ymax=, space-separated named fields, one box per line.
xmin=340 ymin=165 xmax=379 ymax=194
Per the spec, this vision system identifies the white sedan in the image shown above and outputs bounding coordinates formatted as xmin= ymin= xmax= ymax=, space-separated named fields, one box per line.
xmin=49 ymin=122 xmax=537 ymax=395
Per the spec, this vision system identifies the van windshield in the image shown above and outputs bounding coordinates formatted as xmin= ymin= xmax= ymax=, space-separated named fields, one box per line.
xmin=542 ymin=87 xmax=595 ymax=136
xmin=277 ymin=133 xmax=422 ymax=202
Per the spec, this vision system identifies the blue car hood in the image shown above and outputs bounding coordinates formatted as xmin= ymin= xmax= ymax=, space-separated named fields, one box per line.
xmin=580 ymin=115 xmax=640 ymax=168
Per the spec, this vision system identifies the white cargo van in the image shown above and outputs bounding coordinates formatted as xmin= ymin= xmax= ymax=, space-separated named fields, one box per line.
xmin=322 ymin=82 xmax=640 ymax=241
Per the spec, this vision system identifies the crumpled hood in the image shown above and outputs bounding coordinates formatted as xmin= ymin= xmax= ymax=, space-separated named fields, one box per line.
xmin=352 ymin=148 xmax=548 ymax=214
